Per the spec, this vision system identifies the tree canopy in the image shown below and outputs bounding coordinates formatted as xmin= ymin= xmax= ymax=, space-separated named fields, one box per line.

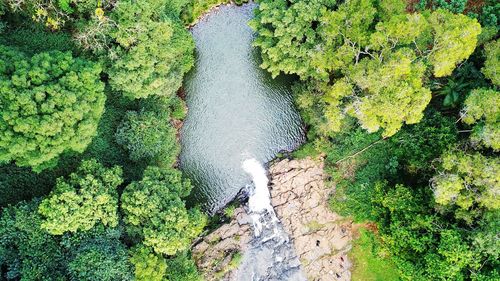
xmin=115 ymin=110 xmax=179 ymax=165
xmin=38 ymin=159 xmax=122 ymax=235
xmin=0 ymin=1 xmax=204 ymax=280
xmin=252 ymin=0 xmax=481 ymax=137
xmin=121 ymin=166 xmax=207 ymax=255
xmin=0 ymin=46 xmax=105 ymax=171
xmin=107 ymin=0 xmax=194 ymax=99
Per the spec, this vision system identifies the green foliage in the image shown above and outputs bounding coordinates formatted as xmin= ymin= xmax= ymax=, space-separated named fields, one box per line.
xmin=38 ymin=159 xmax=123 ymax=235
xmin=130 ymin=245 xmax=167 ymax=281
xmin=350 ymin=228 xmax=400 ymax=281
xmin=253 ymin=0 xmax=481 ymax=137
xmin=0 ymin=1 xmax=208 ymax=280
xmin=471 ymin=211 xmax=500 ymax=270
xmin=81 ymin=89 xmax=147 ymax=182
xmin=326 ymin=105 xmax=496 ymax=280
xmin=223 ymin=204 xmax=237 ymax=218
xmin=391 ymin=110 xmax=458 ymax=175
xmin=0 ymin=26 xmax=75 ymax=55
xmin=328 ymin=128 xmax=391 ymax=221
xmin=108 ymin=0 xmax=194 ymax=99
xmin=330 ymin=110 xmax=457 ymax=220
xmin=0 ymin=164 xmax=56 ymax=207
xmin=434 ymin=0 xmax=467 ymax=14
xmin=477 ymin=1 xmax=500 ymax=27
xmin=428 ymin=9 xmax=481 ymax=78
xmin=181 ymin=0 xmax=230 ymax=24
xmin=67 ymin=230 xmax=134 ymax=281
xmin=372 ymin=183 xmax=485 ymax=280
xmin=116 ymin=110 xmax=179 ymax=165
xmin=249 ymin=0 xmax=336 ymax=80
xmin=416 ymin=0 xmax=499 ymax=28
xmin=340 ymin=49 xmax=431 ymax=137
xmin=432 ymin=151 xmax=499 ymax=220
xmin=4 ymin=0 xmax=111 ymax=30
xmin=0 ymin=45 xmax=105 ymax=171
xmin=121 ymin=166 xmax=207 ymax=255
xmin=0 ymin=200 xmax=134 ymax=280
xmin=0 ymin=200 xmax=67 ymax=280
xmin=462 ymin=88 xmax=500 ymax=150
xmin=165 ymin=252 xmax=203 ymax=281
xmin=482 ymin=39 xmax=499 ymax=86
xmin=253 ymin=1 xmax=498 ymax=280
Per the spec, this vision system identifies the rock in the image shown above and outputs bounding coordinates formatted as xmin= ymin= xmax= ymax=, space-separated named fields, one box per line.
xmin=269 ymin=157 xmax=352 ymax=281
xmin=192 ymin=208 xmax=252 ymax=281
xmin=193 ymin=157 xmax=352 ymax=281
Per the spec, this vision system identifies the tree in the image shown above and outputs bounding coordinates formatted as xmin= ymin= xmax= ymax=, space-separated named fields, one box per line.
xmin=482 ymin=39 xmax=499 ymax=86
xmin=68 ymin=233 xmax=133 ymax=281
xmin=0 ymin=200 xmax=67 ymax=280
xmin=461 ymin=88 xmax=500 ymax=150
xmin=0 ymin=45 xmax=105 ymax=171
xmin=373 ymin=183 xmax=480 ymax=280
xmin=252 ymin=0 xmax=481 ymax=137
xmin=331 ymin=49 xmax=432 ymax=137
xmin=128 ymin=245 xmax=202 ymax=281
xmin=428 ymin=9 xmax=481 ymax=77
xmin=431 ymin=151 xmax=499 ymax=222
xmin=107 ymin=0 xmax=194 ymax=99
xmin=115 ymin=110 xmax=179 ymax=165
xmin=249 ymin=0 xmax=336 ymax=80
xmin=165 ymin=252 xmax=203 ymax=281
xmin=38 ymin=159 xmax=123 ymax=235
xmin=0 ymin=200 xmax=134 ymax=280
xmin=3 ymin=0 xmax=114 ymax=30
xmin=129 ymin=245 xmax=167 ymax=281
xmin=121 ymin=166 xmax=207 ymax=255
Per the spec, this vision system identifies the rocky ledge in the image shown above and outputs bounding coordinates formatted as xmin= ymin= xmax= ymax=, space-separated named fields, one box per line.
xmin=193 ymin=158 xmax=352 ymax=280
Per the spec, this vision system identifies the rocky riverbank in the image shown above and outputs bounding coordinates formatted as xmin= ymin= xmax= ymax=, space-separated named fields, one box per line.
xmin=192 ymin=157 xmax=353 ymax=280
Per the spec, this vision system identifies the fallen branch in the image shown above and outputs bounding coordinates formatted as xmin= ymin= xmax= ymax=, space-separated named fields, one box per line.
xmin=335 ymin=138 xmax=386 ymax=164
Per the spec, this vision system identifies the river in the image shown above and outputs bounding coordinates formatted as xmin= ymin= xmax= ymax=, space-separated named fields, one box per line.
xmin=179 ymin=3 xmax=306 ymax=280
xmin=179 ymin=3 xmax=304 ymax=213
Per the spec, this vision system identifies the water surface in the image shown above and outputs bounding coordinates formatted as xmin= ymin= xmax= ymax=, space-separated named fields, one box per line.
xmin=180 ymin=3 xmax=304 ymax=213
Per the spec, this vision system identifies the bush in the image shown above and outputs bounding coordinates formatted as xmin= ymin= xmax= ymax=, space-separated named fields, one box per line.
xmin=165 ymin=252 xmax=203 ymax=281
xmin=116 ymin=110 xmax=179 ymax=166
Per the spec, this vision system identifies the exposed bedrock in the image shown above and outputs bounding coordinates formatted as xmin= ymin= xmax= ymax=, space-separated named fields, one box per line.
xmin=193 ymin=158 xmax=352 ymax=281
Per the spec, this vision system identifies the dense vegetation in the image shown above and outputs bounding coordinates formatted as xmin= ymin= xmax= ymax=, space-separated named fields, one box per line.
xmin=1 ymin=0 xmax=498 ymax=280
xmin=0 ymin=0 xmax=215 ymax=280
xmin=251 ymin=0 xmax=498 ymax=279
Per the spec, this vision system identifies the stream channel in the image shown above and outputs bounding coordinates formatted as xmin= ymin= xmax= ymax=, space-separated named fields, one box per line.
xmin=179 ymin=3 xmax=306 ymax=280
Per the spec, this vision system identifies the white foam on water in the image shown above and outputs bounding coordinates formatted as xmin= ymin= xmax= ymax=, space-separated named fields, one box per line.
xmin=242 ymin=158 xmax=277 ymax=236
xmin=237 ymin=157 xmax=307 ymax=280
xmin=242 ymin=158 xmax=273 ymax=213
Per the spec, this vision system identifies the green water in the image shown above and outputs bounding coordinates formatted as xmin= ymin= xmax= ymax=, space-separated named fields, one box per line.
xmin=179 ymin=3 xmax=304 ymax=213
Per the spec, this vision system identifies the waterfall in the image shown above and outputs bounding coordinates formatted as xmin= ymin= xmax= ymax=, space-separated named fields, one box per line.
xmin=237 ymin=158 xmax=306 ymax=281
xmin=242 ymin=158 xmax=278 ymax=236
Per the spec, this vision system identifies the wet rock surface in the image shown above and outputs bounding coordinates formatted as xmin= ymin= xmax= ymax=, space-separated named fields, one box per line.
xmin=192 ymin=158 xmax=352 ymax=280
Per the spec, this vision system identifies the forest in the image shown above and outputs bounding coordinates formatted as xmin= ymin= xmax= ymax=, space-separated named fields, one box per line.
xmin=250 ymin=0 xmax=498 ymax=279
xmin=0 ymin=0 xmax=498 ymax=280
